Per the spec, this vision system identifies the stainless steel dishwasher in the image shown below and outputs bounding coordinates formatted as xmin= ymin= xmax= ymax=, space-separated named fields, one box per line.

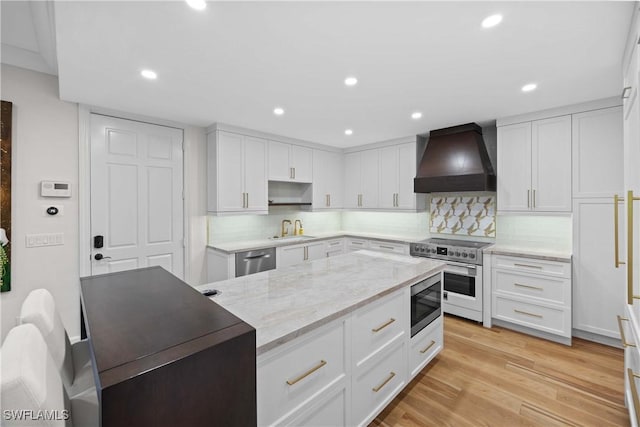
xmin=235 ymin=248 xmax=277 ymax=277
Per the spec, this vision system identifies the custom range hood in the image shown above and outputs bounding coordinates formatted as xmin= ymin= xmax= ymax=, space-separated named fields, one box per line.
xmin=414 ymin=123 xmax=496 ymax=193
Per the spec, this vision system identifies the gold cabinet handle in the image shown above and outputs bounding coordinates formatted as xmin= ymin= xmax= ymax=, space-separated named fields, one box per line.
xmin=514 ymin=283 xmax=543 ymax=291
xmin=527 ymin=189 xmax=530 ymax=208
xmin=420 ymin=340 xmax=436 ymax=354
xmin=628 ymin=368 xmax=640 ymax=426
xmin=533 ymin=189 xmax=536 ymax=208
xmin=372 ymin=372 xmax=396 ymax=393
xmin=328 ymin=194 xmax=331 ymax=207
xmin=514 ymin=263 xmax=543 ymax=270
xmin=627 ymin=191 xmax=640 ymax=304
xmin=286 ymin=360 xmax=327 ymax=386
xmin=372 ymin=318 xmax=396 ymax=333
xmin=379 ymin=245 xmax=395 ymax=251
xmin=614 ymin=194 xmax=626 ymax=268
xmin=514 ymin=309 xmax=543 ymax=318
xmin=617 ymin=315 xmax=636 ymax=347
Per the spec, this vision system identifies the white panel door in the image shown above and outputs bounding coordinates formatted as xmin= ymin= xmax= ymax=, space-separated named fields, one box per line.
xmin=573 ymin=199 xmax=625 ymax=338
xmin=360 ymin=149 xmax=379 ymax=209
xmin=277 ymin=245 xmax=305 ymax=268
xmin=306 ymin=242 xmax=326 ymax=261
xmin=244 ymin=136 xmax=268 ymax=211
xmin=396 ymin=142 xmax=417 ymax=210
xmin=497 ymin=122 xmax=532 ymax=211
xmin=217 ymin=131 xmax=244 ymax=211
xmin=90 ymin=114 xmax=184 ymax=278
xmin=531 ymin=115 xmax=572 ymax=212
xmin=291 ymin=145 xmax=313 ymax=183
xmin=378 ymin=146 xmax=398 ymax=209
xmin=268 ymin=140 xmax=291 ymax=181
xmin=344 ymin=152 xmax=361 ymax=209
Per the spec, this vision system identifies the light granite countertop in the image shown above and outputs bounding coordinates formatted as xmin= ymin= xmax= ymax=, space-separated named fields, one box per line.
xmin=208 ymin=231 xmax=428 ymax=254
xmin=197 ymin=250 xmax=445 ymax=355
xmin=484 ymin=244 xmax=572 ymax=263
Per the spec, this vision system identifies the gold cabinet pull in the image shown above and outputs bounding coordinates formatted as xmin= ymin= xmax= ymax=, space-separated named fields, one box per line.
xmin=527 ymin=189 xmax=530 ymax=208
xmin=627 ymin=191 xmax=640 ymax=304
xmin=372 ymin=371 xmax=396 ymax=393
xmin=420 ymin=340 xmax=436 ymax=354
xmin=617 ymin=315 xmax=636 ymax=347
xmin=628 ymin=368 xmax=640 ymax=426
xmin=286 ymin=360 xmax=327 ymax=386
xmin=372 ymin=318 xmax=396 ymax=333
xmin=514 ymin=263 xmax=543 ymax=270
xmin=533 ymin=189 xmax=536 ymax=208
xmin=514 ymin=283 xmax=543 ymax=291
xmin=514 ymin=309 xmax=543 ymax=318
xmin=379 ymin=245 xmax=395 ymax=251
xmin=614 ymin=194 xmax=626 ymax=268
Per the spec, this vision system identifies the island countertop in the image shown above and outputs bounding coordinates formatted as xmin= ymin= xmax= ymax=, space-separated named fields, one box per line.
xmin=197 ymin=250 xmax=445 ymax=355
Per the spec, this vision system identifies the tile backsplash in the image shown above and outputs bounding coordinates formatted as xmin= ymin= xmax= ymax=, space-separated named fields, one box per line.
xmin=429 ymin=195 xmax=496 ymax=237
xmin=495 ymin=214 xmax=572 ymax=252
xmin=341 ymin=211 xmax=429 ymax=239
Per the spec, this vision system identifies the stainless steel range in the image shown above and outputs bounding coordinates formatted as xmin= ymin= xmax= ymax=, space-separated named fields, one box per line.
xmin=410 ymin=238 xmax=492 ymax=323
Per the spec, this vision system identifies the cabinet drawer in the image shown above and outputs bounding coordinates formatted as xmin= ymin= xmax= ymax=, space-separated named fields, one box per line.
xmin=326 ymin=239 xmax=345 ymax=257
xmin=257 ymin=321 xmax=346 ymax=426
xmin=352 ymin=291 xmax=405 ymax=369
xmin=494 ymin=295 xmax=571 ymax=337
xmin=369 ymin=241 xmax=408 ymax=255
xmin=346 ymin=238 xmax=370 ymax=251
xmin=493 ymin=269 xmax=570 ymax=306
xmin=409 ymin=316 xmax=443 ymax=379
xmin=283 ymin=386 xmax=347 ymax=427
xmin=352 ymin=342 xmax=406 ymax=426
xmin=493 ymin=255 xmax=570 ymax=278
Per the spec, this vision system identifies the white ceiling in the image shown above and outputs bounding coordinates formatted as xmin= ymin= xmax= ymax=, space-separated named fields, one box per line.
xmin=8 ymin=1 xmax=638 ymax=147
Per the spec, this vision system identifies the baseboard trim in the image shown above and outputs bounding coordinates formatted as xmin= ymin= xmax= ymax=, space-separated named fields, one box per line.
xmin=572 ymin=328 xmax=622 ymax=349
xmin=492 ymin=318 xmax=572 ymax=346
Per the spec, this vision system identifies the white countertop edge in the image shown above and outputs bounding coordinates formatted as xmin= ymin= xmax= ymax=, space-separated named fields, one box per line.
xmin=484 ymin=244 xmax=572 ymax=263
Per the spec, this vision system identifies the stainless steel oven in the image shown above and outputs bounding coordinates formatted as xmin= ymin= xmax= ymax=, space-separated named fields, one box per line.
xmin=410 ymin=273 xmax=442 ymax=337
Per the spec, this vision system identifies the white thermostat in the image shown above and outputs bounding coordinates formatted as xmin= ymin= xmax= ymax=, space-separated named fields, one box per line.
xmin=40 ymin=181 xmax=72 ymax=198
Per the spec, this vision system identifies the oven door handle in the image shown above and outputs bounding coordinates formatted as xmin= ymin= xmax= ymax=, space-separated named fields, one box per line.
xmin=446 ymin=265 xmax=477 ymax=276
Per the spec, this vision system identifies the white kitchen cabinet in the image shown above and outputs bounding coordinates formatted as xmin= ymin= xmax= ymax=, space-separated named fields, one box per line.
xmin=379 ymin=142 xmax=420 ymax=210
xmin=368 ymin=240 xmax=409 ymax=255
xmin=492 ymin=254 xmax=572 ymax=344
xmin=325 ymin=238 xmax=346 ymax=257
xmin=277 ymin=241 xmax=326 ymax=268
xmin=344 ymin=150 xmax=379 ymax=209
xmin=207 ymin=248 xmax=234 ymax=282
xmin=312 ymin=149 xmax=344 ymax=209
xmin=408 ymin=316 xmax=442 ymax=379
xmin=268 ymin=140 xmax=313 ymax=183
xmin=497 ymin=115 xmax=572 ymax=212
xmin=345 ymin=238 xmax=370 ymax=252
xmin=208 ymin=130 xmax=268 ymax=214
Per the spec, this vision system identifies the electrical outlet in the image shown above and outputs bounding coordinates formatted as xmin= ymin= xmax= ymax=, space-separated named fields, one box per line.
xmin=25 ymin=233 xmax=64 ymax=248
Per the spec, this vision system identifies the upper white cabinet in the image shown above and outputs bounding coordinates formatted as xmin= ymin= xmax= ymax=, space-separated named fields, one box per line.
xmin=268 ymin=141 xmax=313 ymax=183
xmin=312 ymin=149 xmax=344 ymax=209
xmin=344 ymin=149 xmax=379 ymax=209
xmin=497 ymin=115 xmax=572 ymax=212
xmin=572 ymin=107 xmax=624 ymax=198
xmin=208 ymin=130 xmax=268 ymax=214
xmin=378 ymin=142 xmax=418 ymax=210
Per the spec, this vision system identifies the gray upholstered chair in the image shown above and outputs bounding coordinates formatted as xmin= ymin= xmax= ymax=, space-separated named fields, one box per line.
xmin=0 ymin=323 xmax=98 ymax=427
xmin=19 ymin=289 xmax=94 ymax=398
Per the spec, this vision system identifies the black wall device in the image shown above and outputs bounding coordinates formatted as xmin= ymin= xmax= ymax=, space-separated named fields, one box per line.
xmin=94 ymin=235 xmax=104 ymax=249
xmin=46 ymin=206 xmax=59 ymax=215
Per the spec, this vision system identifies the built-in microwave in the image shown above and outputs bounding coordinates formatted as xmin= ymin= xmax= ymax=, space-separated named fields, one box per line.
xmin=410 ymin=273 xmax=442 ymax=337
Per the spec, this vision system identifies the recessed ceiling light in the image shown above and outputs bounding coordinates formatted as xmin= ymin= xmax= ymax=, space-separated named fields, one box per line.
xmin=481 ymin=14 xmax=503 ymax=29
xmin=521 ymin=83 xmax=537 ymax=92
xmin=185 ymin=0 xmax=207 ymax=11
xmin=345 ymin=129 xmax=353 ymax=136
xmin=140 ymin=69 xmax=157 ymax=80
xmin=411 ymin=112 xmax=423 ymax=120
xmin=344 ymin=77 xmax=358 ymax=86
xmin=273 ymin=107 xmax=285 ymax=116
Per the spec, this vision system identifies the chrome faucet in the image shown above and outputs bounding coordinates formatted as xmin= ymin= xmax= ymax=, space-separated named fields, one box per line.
xmin=281 ymin=219 xmax=292 ymax=237
xmin=294 ymin=219 xmax=302 ymax=236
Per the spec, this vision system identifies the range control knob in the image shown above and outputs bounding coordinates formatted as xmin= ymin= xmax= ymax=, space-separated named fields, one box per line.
xmin=455 ymin=251 xmax=461 ymax=257
xmin=462 ymin=252 xmax=468 ymax=258
xmin=469 ymin=253 xmax=476 ymax=259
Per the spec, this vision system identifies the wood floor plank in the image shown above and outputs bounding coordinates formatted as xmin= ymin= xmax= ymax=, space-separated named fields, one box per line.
xmin=371 ymin=315 xmax=629 ymax=427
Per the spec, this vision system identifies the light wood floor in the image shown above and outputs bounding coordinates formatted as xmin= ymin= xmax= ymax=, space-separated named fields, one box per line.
xmin=372 ymin=315 xmax=629 ymax=427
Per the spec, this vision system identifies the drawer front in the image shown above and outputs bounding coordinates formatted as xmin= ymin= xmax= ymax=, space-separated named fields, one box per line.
xmin=346 ymin=238 xmax=370 ymax=251
xmin=352 ymin=342 xmax=406 ymax=426
xmin=258 ymin=321 xmax=346 ymax=426
xmin=494 ymin=295 xmax=571 ymax=337
xmin=352 ymin=291 xmax=405 ymax=368
xmin=409 ymin=316 xmax=443 ymax=379
xmin=493 ymin=255 xmax=570 ymax=278
xmin=369 ymin=241 xmax=408 ymax=255
xmin=283 ymin=386 xmax=347 ymax=427
xmin=493 ymin=269 xmax=570 ymax=306
xmin=326 ymin=239 xmax=345 ymax=257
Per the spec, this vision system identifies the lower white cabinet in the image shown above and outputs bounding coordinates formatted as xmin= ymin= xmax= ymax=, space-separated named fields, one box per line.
xmin=325 ymin=239 xmax=346 ymax=257
xmin=368 ymin=240 xmax=409 ymax=255
xmin=256 ymin=283 xmax=443 ymax=426
xmin=277 ymin=241 xmax=326 ymax=268
xmin=206 ymin=247 xmax=234 ymax=282
xmin=491 ymin=254 xmax=572 ymax=344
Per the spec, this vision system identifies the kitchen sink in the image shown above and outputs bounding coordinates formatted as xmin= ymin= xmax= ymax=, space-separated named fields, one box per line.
xmin=269 ymin=235 xmax=315 ymax=242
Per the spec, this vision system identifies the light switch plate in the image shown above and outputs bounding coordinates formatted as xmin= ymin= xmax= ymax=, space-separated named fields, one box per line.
xmin=26 ymin=233 xmax=64 ymax=248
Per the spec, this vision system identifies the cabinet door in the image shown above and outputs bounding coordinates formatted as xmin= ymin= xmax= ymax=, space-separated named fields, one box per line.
xmin=306 ymin=242 xmax=327 ymax=261
xmin=378 ymin=146 xmax=398 ymax=209
xmin=573 ymin=199 xmax=625 ymax=338
xmin=360 ymin=149 xmax=380 ymax=208
xmin=572 ymin=107 xmax=624 ymax=198
xmin=396 ymin=142 xmax=417 ymax=210
xmin=277 ymin=245 xmax=306 ymax=268
xmin=326 ymin=151 xmax=344 ymax=208
xmin=532 ymin=115 xmax=572 ymax=212
xmin=217 ymin=131 xmax=245 ymax=211
xmin=244 ymin=136 xmax=268 ymax=211
xmin=312 ymin=149 xmax=329 ymax=208
xmin=268 ymin=140 xmax=291 ymax=181
xmin=497 ymin=122 xmax=532 ymax=211
xmin=344 ymin=152 xmax=361 ymax=209
xmin=291 ymin=145 xmax=313 ymax=183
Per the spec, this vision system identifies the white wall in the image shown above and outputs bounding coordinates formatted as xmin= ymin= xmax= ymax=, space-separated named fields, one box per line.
xmin=0 ymin=64 xmax=80 ymax=341
xmin=0 ymin=65 xmax=209 ymax=342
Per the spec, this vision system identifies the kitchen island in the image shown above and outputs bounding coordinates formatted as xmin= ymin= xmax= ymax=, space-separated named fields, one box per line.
xmin=199 ymin=250 xmax=445 ymax=426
